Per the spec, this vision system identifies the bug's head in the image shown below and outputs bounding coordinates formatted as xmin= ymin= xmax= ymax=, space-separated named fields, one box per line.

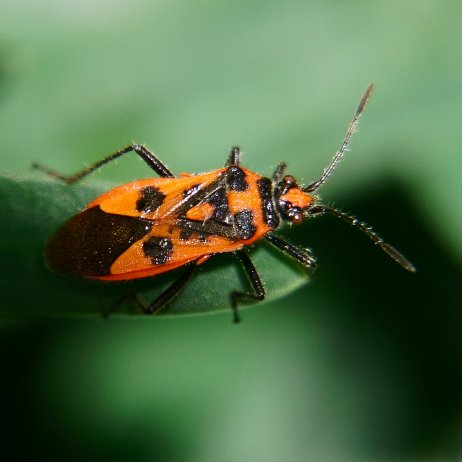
xmin=274 ymin=174 xmax=316 ymax=225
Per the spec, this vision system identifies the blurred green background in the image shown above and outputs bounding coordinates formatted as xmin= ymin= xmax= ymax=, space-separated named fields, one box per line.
xmin=1 ymin=1 xmax=462 ymax=461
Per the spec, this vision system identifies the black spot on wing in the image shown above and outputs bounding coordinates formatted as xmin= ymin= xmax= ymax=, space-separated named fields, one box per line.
xmin=176 ymin=180 xmax=224 ymax=216
xmin=143 ymin=236 xmax=174 ymax=265
xmin=178 ymin=178 xmax=232 ymax=225
xmin=226 ymin=166 xmax=248 ymax=191
xmin=179 ymin=229 xmax=193 ymax=241
xmin=45 ymin=206 xmax=152 ymax=277
xmin=257 ymin=178 xmax=280 ymax=228
xmin=179 ymin=228 xmax=209 ymax=242
xmin=136 ymin=186 xmax=166 ymax=213
xmin=234 ymin=210 xmax=256 ymax=240
xmin=206 ymin=187 xmax=232 ymax=224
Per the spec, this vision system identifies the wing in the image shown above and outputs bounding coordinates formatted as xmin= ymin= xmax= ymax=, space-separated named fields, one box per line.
xmin=87 ymin=169 xmax=246 ymax=280
xmin=88 ymin=168 xmax=229 ymax=221
xmin=100 ymin=218 xmax=243 ymax=281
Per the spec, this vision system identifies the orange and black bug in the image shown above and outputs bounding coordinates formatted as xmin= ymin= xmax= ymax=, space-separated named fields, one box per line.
xmin=34 ymin=84 xmax=415 ymax=322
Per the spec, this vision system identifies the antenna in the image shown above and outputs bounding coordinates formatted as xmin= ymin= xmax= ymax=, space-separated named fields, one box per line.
xmin=309 ymin=205 xmax=416 ymax=273
xmin=304 ymin=84 xmax=374 ymax=193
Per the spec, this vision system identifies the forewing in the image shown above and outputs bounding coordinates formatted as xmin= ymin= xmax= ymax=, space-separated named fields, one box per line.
xmin=102 ymin=219 xmax=243 ymax=280
xmin=87 ymin=168 xmax=246 ymax=280
xmin=88 ymin=169 xmax=226 ymax=220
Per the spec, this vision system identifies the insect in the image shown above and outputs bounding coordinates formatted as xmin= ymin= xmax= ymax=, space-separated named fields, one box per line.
xmin=35 ymin=84 xmax=415 ymax=322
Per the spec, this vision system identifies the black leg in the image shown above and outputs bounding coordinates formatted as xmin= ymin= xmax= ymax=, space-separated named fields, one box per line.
xmin=225 ymin=146 xmax=241 ymax=166
xmin=265 ymin=233 xmax=316 ymax=269
xmin=272 ymin=162 xmax=287 ymax=183
xmin=32 ymin=144 xmax=174 ymax=184
xmin=139 ymin=264 xmax=197 ymax=314
xmin=104 ymin=264 xmax=197 ymax=318
xmin=231 ymin=250 xmax=265 ymax=323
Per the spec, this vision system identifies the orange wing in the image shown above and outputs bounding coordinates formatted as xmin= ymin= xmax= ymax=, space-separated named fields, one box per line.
xmin=85 ymin=168 xmax=246 ymax=281
xmin=88 ymin=169 xmax=226 ymax=220
xmin=46 ymin=167 xmax=274 ymax=281
xmin=100 ymin=218 xmax=243 ymax=281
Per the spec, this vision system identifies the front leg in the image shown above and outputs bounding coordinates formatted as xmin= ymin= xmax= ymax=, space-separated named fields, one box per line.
xmin=265 ymin=233 xmax=316 ymax=269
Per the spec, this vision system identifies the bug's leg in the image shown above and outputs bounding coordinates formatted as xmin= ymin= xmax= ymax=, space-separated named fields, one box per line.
xmin=265 ymin=233 xmax=316 ymax=269
xmin=32 ymin=144 xmax=174 ymax=184
xmin=272 ymin=162 xmax=287 ymax=183
xmin=231 ymin=250 xmax=266 ymax=323
xmin=104 ymin=264 xmax=196 ymax=318
xmin=225 ymin=146 xmax=241 ymax=166
xmin=137 ymin=264 xmax=198 ymax=315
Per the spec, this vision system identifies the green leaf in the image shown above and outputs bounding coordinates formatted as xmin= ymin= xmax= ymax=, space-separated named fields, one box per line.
xmin=0 ymin=172 xmax=310 ymax=319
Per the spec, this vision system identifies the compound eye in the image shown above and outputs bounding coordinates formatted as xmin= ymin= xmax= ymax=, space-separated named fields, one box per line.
xmin=288 ymin=207 xmax=303 ymax=224
xmin=283 ymin=175 xmax=297 ymax=187
xmin=291 ymin=212 xmax=304 ymax=224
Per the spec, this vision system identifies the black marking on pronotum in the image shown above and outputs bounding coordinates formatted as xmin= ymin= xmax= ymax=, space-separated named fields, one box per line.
xmin=226 ymin=166 xmax=248 ymax=191
xmin=136 ymin=186 xmax=166 ymax=213
xmin=234 ymin=210 xmax=256 ymax=240
xmin=257 ymin=178 xmax=280 ymax=229
xmin=143 ymin=236 xmax=174 ymax=265
xmin=44 ymin=206 xmax=153 ymax=277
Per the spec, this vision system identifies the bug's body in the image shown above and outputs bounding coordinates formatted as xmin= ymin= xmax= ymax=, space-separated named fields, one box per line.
xmin=45 ymin=165 xmax=314 ymax=281
xmin=37 ymin=84 xmax=415 ymax=322
xmin=46 ymin=166 xmax=295 ymax=280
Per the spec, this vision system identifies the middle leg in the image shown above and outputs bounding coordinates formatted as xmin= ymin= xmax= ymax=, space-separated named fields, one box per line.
xmin=231 ymin=250 xmax=266 ymax=323
xmin=136 ymin=263 xmax=197 ymax=315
